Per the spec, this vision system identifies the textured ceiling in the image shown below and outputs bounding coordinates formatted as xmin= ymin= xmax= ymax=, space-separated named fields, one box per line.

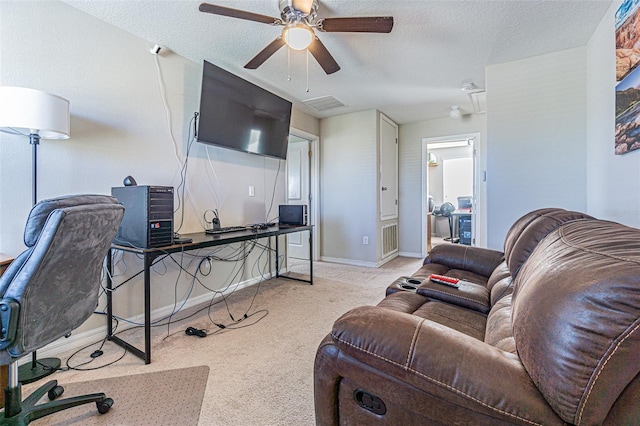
xmin=63 ymin=0 xmax=612 ymax=124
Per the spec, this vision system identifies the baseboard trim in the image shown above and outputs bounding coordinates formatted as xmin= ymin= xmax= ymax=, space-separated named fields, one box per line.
xmin=399 ymin=251 xmax=423 ymax=258
xmin=320 ymin=256 xmax=378 ymax=268
xmin=27 ymin=270 xmax=283 ymax=364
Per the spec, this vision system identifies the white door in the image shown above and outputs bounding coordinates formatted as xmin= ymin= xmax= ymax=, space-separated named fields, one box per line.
xmin=380 ymin=115 xmax=398 ymax=220
xmin=286 ymin=138 xmax=310 ymax=260
xmin=442 ymin=157 xmax=473 ymax=204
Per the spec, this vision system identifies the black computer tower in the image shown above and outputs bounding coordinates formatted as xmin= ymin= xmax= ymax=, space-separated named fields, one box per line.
xmin=459 ymin=216 xmax=472 ymax=246
xmin=111 ymin=186 xmax=174 ymax=248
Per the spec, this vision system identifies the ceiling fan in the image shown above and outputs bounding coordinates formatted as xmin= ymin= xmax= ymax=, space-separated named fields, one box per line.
xmin=199 ymin=0 xmax=393 ymax=75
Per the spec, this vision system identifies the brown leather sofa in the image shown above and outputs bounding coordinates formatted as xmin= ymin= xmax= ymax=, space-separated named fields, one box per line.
xmin=314 ymin=208 xmax=640 ymax=425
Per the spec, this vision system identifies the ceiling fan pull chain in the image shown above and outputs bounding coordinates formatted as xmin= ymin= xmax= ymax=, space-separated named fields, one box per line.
xmin=306 ymin=49 xmax=310 ymax=92
xmin=287 ymin=47 xmax=292 ymax=81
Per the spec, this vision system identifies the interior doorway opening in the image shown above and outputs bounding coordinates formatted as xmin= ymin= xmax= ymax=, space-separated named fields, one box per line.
xmin=422 ymin=133 xmax=482 ymax=256
xmin=285 ymin=128 xmax=319 ymax=262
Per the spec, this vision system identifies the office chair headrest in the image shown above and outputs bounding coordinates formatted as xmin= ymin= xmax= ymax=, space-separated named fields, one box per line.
xmin=440 ymin=202 xmax=455 ymax=217
xmin=24 ymin=194 xmax=119 ymax=247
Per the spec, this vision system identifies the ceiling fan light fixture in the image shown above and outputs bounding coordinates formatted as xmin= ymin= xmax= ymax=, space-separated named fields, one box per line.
xmin=450 ymin=105 xmax=462 ymax=120
xmin=283 ymin=23 xmax=314 ymax=50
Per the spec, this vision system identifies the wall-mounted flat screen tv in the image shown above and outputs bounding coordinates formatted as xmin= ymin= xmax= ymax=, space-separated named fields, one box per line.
xmin=197 ymin=60 xmax=292 ymax=160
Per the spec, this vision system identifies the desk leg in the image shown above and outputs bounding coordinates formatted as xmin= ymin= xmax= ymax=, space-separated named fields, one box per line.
xmin=427 ymin=215 xmax=432 ymax=252
xmin=106 ymin=251 xmax=114 ymax=339
xmin=275 ymin=235 xmax=280 ymax=278
xmin=143 ymin=255 xmax=151 ymax=364
xmin=107 ymin=249 xmax=152 ymax=364
xmin=309 ymin=229 xmax=313 ymax=285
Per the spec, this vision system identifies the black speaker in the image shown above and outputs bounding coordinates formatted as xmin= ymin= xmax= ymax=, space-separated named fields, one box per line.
xmin=278 ymin=205 xmax=307 ymax=226
xmin=111 ymin=185 xmax=174 ymax=248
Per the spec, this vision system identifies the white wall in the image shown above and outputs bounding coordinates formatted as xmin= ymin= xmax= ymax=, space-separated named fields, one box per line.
xmin=398 ymin=114 xmax=487 ymax=256
xmin=485 ymin=47 xmax=588 ymax=249
xmin=0 ymin=1 xmax=319 ymax=335
xmin=586 ymin=0 xmax=640 ymax=227
xmin=320 ymin=109 xmax=378 ymax=265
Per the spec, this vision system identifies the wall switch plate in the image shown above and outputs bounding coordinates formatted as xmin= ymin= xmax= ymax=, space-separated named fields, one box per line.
xmin=249 ymin=185 xmax=255 ymax=197
xmin=363 ymin=236 xmax=369 ymax=245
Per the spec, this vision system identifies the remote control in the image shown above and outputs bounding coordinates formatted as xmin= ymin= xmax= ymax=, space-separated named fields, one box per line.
xmin=429 ymin=274 xmax=460 ymax=288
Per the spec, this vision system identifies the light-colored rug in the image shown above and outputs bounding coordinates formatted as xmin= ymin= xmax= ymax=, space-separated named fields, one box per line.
xmin=30 ymin=366 xmax=209 ymax=425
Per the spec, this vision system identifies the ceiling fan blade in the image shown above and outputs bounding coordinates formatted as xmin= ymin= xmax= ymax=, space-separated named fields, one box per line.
xmin=308 ymin=37 xmax=340 ymax=75
xmin=318 ymin=17 xmax=394 ymax=33
xmin=199 ymin=3 xmax=280 ymax=25
xmin=244 ymin=37 xmax=286 ymax=69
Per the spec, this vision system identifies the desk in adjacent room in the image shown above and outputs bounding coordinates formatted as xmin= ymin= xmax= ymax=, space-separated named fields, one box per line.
xmin=106 ymin=225 xmax=313 ymax=364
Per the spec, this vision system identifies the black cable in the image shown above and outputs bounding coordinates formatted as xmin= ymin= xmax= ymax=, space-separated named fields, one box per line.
xmin=265 ymin=159 xmax=282 ymax=223
xmin=174 ymin=113 xmax=198 ymax=233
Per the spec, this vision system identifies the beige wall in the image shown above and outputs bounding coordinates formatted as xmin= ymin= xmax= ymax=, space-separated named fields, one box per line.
xmin=320 ymin=109 xmax=378 ymax=266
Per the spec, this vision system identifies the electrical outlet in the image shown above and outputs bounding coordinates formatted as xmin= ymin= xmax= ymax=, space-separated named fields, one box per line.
xmin=249 ymin=185 xmax=255 ymax=197
xmin=363 ymin=236 xmax=369 ymax=245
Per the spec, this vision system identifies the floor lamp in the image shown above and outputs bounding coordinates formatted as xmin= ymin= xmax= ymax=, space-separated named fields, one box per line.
xmin=0 ymin=86 xmax=70 ymax=383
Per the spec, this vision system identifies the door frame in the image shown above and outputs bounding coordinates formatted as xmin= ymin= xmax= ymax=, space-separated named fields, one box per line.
xmin=287 ymin=127 xmax=320 ymax=261
xmin=421 ymin=132 xmax=483 ymax=257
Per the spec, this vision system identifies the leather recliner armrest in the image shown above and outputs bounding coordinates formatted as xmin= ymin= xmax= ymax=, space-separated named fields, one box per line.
xmin=330 ymin=306 xmax=564 ymax=425
xmin=423 ymin=244 xmax=505 ymax=279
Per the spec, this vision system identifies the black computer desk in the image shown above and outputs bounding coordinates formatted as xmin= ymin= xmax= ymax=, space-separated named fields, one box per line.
xmin=106 ymin=225 xmax=313 ymax=364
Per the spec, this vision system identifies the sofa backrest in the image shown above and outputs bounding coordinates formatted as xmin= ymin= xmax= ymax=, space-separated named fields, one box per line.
xmin=503 ymin=208 xmax=594 ymax=278
xmin=511 ymin=219 xmax=640 ymax=425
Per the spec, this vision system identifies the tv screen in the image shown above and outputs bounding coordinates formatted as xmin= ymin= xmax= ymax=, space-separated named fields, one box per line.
xmin=197 ymin=60 xmax=292 ymax=160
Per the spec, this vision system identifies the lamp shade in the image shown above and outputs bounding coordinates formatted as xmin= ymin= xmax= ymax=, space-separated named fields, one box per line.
xmin=283 ymin=23 xmax=314 ymax=50
xmin=0 ymin=86 xmax=70 ymax=139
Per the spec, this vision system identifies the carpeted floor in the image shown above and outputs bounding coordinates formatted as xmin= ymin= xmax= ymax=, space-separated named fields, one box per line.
xmin=25 ymin=257 xmax=423 ymax=425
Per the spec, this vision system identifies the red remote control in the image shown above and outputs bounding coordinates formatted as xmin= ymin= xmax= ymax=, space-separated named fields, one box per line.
xmin=429 ymin=274 xmax=460 ymax=288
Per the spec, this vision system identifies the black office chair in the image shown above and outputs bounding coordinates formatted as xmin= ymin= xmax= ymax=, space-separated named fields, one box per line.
xmin=439 ymin=202 xmax=458 ymax=243
xmin=0 ymin=195 xmax=124 ymax=424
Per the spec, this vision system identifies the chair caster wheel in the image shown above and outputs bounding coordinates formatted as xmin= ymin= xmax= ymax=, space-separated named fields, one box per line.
xmin=48 ymin=385 xmax=64 ymax=400
xmin=97 ymin=397 xmax=114 ymax=414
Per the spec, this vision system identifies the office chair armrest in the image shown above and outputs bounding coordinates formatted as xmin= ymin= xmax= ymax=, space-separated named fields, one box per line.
xmin=0 ymin=298 xmax=19 ymax=349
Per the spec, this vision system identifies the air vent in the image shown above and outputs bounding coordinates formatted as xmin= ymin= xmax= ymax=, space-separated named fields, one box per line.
xmin=470 ymin=91 xmax=486 ymax=114
xmin=302 ymin=95 xmax=345 ymax=111
xmin=381 ymin=223 xmax=398 ymax=258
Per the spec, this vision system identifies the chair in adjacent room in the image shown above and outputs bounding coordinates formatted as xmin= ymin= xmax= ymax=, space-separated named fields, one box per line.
xmin=439 ymin=202 xmax=458 ymax=243
xmin=0 ymin=194 xmax=124 ymax=424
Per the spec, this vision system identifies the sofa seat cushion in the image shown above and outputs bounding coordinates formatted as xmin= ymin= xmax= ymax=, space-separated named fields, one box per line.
xmin=378 ymin=292 xmax=486 ymax=341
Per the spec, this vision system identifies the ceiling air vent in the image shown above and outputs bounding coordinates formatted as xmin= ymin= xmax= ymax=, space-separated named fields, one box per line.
xmin=302 ymin=95 xmax=345 ymax=111
xmin=469 ymin=91 xmax=486 ymax=114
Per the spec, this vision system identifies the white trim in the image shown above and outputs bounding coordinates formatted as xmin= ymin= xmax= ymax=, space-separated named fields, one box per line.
xmin=288 ymin=127 xmax=320 ymax=262
xmin=398 ymin=251 xmax=423 ymax=258
xmin=422 ymin=132 xmax=483 ymax=257
xmin=319 ymin=256 xmax=379 ymax=268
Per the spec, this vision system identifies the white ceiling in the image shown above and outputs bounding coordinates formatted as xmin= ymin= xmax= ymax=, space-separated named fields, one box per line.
xmin=63 ymin=0 xmax=612 ymax=124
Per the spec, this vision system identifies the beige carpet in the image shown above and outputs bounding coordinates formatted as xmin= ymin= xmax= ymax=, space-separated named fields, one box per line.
xmin=29 ymin=257 xmax=422 ymax=425
xmin=29 ymin=366 xmax=209 ymax=425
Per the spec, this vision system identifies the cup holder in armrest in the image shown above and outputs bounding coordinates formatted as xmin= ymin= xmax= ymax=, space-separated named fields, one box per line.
xmin=386 ymin=277 xmax=424 ymax=295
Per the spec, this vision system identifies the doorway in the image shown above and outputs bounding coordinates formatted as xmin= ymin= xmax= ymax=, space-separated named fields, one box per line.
xmin=285 ymin=129 xmax=319 ymax=261
xmin=422 ymin=133 xmax=482 ymax=256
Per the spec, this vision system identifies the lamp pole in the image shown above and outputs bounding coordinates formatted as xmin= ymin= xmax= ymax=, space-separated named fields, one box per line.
xmin=30 ymin=133 xmax=39 ymax=205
